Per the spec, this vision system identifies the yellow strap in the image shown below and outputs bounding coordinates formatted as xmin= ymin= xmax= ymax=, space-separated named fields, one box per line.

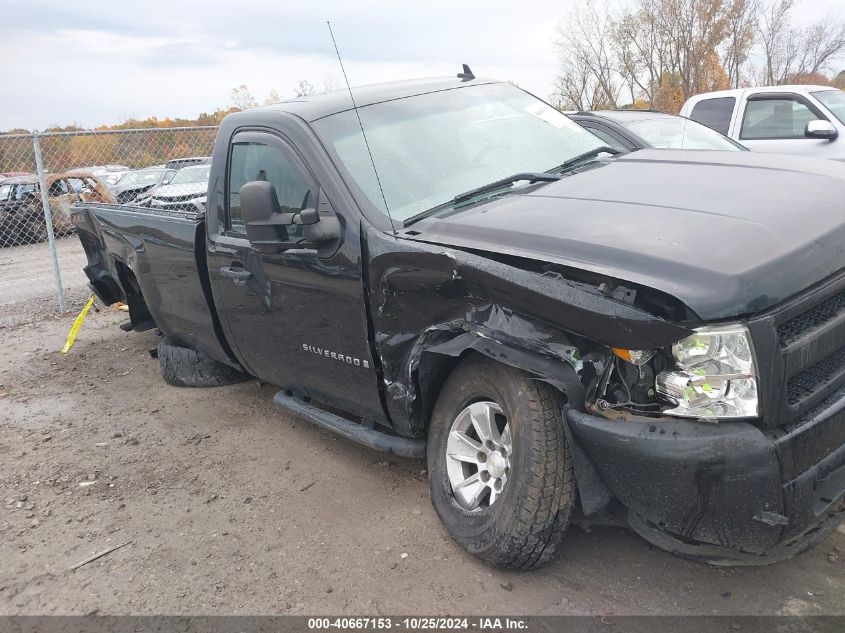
xmin=61 ymin=295 xmax=97 ymax=354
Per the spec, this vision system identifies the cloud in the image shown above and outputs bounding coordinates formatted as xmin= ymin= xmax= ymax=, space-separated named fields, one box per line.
xmin=1 ymin=0 xmax=840 ymax=130
xmin=0 ymin=0 xmax=564 ymax=129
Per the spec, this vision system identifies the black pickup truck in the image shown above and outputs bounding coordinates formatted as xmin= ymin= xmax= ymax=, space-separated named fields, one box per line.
xmin=72 ymin=76 xmax=845 ymax=570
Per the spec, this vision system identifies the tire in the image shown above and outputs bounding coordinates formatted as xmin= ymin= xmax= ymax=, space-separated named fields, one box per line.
xmin=158 ymin=337 xmax=249 ymax=388
xmin=1 ymin=211 xmax=33 ymax=246
xmin=427 ymin=354 xmax=575 ymax=570
xmin=25 ymin=216 xmax=48 ymax=244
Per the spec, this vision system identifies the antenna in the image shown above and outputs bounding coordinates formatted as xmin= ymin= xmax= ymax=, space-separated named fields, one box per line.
xmin=326 ymin=21 xmax=394 ymax=233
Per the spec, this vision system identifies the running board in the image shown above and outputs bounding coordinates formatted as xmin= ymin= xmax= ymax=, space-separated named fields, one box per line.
xmin=273 ymin=391 xmax=426 ymax=458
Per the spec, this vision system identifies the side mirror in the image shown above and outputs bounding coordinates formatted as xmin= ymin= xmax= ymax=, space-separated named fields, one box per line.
xmin=805 ymin=119 xmax=838 ymax=141
xmin=240 ymin=181 xmax=296 ymax=254
xmin=240 ymin=181 xmax=342 ymax=254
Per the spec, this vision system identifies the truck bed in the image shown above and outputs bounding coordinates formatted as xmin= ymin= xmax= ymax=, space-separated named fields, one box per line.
xmin=71 ymin=203 xmax=235 ymax=367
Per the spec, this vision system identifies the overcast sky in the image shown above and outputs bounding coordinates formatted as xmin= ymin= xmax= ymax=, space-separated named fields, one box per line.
xmin=0 ymin=0 xmax=841 ymax=130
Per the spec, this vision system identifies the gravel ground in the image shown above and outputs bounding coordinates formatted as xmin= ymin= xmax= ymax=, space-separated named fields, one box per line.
xmin=1 ymin=309 xmax=844 ymax=616
xmin=0 ymin=237 xmax=90 ymax=328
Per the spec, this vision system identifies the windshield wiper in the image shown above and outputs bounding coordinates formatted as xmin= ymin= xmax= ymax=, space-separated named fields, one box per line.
xmin=549 ymin=145 xmax=622 ymax=175
xmin=403 ymin=172 xmax=559 ymax=227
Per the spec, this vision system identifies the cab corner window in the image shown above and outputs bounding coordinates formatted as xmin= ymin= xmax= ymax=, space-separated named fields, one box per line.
xmin=689 ymin=97 xmax=735 ymax=136
xmin=227 ymin=141 xmax=313 ymax=240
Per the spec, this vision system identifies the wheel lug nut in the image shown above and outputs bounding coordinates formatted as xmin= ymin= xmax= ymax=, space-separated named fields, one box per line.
xmin=477 ymin=452 xmax=487 ymax=463
xmin=480 ymin=471 xmax=491 ymax=483
xmin=485 ymin=440 xmax=496 ymax=451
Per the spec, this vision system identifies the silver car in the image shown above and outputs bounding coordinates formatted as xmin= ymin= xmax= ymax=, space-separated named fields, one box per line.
xmin=138 ymin=165 xmax=209 ymax=212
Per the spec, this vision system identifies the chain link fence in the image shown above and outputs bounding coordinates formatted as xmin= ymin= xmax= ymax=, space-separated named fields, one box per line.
xmin=0 ymin=126 xmax=218 ymax=326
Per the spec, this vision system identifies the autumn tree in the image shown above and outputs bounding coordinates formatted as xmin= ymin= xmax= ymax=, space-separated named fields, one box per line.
xmin=294 ymin=80 xmax=315 ymax=97
xmin=264 ymin=88 xmax=282 ymax=105
xmin=652 ymin=72 xmax=686 ymax=112
xmin=554 ymin=1 xmax=621 ymax=110
xmin=554 ymin=0 xmax=844 ymax=114
xmin=230 ymin=85 xmax=257 ymax=110
xmin=758 ymin=0 xmax=845 ymax=84
xmin=723 ymin=0 xmax=760 ymax=88
xmin=637 ymin=0 xmax=740 ymax=102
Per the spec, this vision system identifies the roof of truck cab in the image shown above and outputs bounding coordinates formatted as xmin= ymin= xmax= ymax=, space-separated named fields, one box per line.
xmin=687 ymin=85 xmax=838 ymax=101
xmin=248 ymin=76 xmax=502 ymax=122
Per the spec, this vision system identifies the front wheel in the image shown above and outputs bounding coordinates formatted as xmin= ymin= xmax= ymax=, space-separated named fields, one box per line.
xmin=427 ymin=355 xmax=575 ymax=570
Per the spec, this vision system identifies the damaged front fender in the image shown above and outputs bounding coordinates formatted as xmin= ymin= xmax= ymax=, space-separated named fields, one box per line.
xmin=364 ymin=228 xmax=693 ymax=437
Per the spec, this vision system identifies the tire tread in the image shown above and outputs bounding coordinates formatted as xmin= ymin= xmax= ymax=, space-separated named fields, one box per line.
xmin=428 ymin=355 xmax=576 ymax=570
xmin=158 ymin=337 xmax=248 ymax=388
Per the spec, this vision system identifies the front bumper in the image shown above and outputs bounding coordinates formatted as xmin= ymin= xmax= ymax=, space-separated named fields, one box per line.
xmin=566 ymin=407 xmax=845 ymax=565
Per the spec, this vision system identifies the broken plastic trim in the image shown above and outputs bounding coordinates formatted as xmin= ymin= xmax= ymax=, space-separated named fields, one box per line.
xmin=363 ymin=227 xmax=693 ymax=437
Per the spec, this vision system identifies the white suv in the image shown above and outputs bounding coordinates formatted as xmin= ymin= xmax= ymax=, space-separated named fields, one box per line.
xmin=680 ymin=86 xmax=845 ymax=160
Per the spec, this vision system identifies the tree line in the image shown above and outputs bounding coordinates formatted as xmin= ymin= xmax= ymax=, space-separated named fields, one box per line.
xmin=0 ymin=79 xmax=331 ymax=171
xmin=2 ymin=78 xmax=333 ymax=136
xmin=554 ymin=0 xmax=845 ymax=112
xmin=4 ymin=5 xmax=845 ymax=139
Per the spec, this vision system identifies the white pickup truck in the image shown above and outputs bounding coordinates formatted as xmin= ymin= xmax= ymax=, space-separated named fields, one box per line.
xmin=681 ymin=85 xmax=845 ymax=160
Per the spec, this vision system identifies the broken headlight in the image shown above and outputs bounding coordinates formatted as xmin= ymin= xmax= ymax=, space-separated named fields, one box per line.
xmin=655 ymin=325 xmax=758 ymax=419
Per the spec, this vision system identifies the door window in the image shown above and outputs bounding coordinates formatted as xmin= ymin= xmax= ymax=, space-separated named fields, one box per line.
xmin=13 ymin=184 xmax=36 ymax=200
xmin=47 ymin=179 xmax=70 ymax=196
xmin=740 ymin=97 xmax=820 ymax=140
xmin=689 ymin=97 xmax=735 ymax=135
xmin=228 ymin=142 xmax=311 ymax=241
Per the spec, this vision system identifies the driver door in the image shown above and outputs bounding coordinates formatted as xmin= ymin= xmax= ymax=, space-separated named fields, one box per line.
xmin=207 ymin=130 xmax=386 ymax=423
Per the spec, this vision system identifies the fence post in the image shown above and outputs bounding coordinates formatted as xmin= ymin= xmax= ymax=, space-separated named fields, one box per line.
xmin=32 ymin=130 xmax=66 ymax=313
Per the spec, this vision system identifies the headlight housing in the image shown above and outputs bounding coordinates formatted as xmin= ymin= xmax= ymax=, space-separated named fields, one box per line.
xmin=655 ymin=325 xmax=758 ymax=419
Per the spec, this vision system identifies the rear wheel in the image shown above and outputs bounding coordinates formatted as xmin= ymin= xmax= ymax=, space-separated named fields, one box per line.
xmin=427 ymin=355 xmax=575 ymax=569
xmin=158 ymin=337 xmax=249 ymax=388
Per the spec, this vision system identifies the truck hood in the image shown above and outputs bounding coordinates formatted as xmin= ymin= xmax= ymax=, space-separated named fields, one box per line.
xmin=402 ymin=149 xmax=845 ymax=321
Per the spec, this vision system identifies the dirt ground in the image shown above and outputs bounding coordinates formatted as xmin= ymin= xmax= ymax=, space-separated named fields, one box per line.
xmin=0 ymin=237 xmax=90 ymax=328
xmin=1 ymin=308 xmax=844 ymax=616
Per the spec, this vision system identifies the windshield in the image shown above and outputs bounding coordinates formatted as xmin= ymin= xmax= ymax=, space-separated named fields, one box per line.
xmin=813 ymin=89 xmax=845 ymax=125
xmin=625 ymin=116 xmax=745 ymax=150
xmin=169 ymin=166 xmax=210 ymax=185
xmin=312 ymin=83 xmax=606 ymax=221
xmin=117 ymin=169 xmax=163 ymax=187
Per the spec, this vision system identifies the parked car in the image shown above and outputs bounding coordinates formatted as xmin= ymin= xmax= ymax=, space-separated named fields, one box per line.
xmin=570 ymin=110 xmax=747 ymax=151
xmin=137 ymin=164 xmax=210 ymax=212
xmin=0 ymin=171 xmax=115 ymax=242
xmin=164 ymin=156 xmax=211 ymax=170
xmin=681 ymin=86 xmax=845 ymax=160
xmin=72 ymin=75 xmax=845 ymax=570
xmin=68 ymin=165 xmax=130 ymax=185
xmin=0 ymin=177 xmax=46 ymax=245
xmin=111 ymin=167 xmax=176 ymax=204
